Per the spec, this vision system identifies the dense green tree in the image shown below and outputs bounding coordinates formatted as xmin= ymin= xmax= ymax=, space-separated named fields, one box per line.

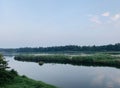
xmin=1 ymin=43 xmax=120 ymax=53
xmin=0 ymin=54 xmax=8 ymax=70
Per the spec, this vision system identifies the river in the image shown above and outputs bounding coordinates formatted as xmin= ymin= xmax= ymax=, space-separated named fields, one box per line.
xmin=5 ymin=56 xmax=120 ymax=88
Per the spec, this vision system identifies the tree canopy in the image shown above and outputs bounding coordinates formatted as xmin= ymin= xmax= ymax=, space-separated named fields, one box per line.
xmin=1 ymin=43 xmax=120 ymax=53
xmin=16 ymin=43 xmax=120 ymax=52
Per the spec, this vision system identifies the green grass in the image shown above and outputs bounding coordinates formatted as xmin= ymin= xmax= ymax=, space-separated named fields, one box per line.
xmin=1 ymin=75 xmax=56 ymax=88
xmin=15 ymin=54 xmax=120 ymax=68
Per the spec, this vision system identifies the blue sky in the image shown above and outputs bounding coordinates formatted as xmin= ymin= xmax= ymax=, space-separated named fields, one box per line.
xmin=0 ymin=0 xmax=120 ymax=48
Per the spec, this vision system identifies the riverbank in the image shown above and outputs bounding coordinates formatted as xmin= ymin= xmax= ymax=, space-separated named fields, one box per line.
xmin=1 ymin=75 xmax=56 ymax=88
xmin=15 ymin=54 xmax=120 ymax=68
xmin=0 ymin=54 xmax=56 ymax=88
xmin=0 ymin=69 xmax=56 ymax=88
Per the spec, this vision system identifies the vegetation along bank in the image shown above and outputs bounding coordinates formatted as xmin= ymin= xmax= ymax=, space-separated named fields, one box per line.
xmin=0 ymin=54 xmax=56 ymax=88
xmin=15 ymin=54 xmax=120 ymax=68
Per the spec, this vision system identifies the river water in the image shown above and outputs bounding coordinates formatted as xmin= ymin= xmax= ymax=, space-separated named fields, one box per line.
xmin=6 ymin=56 xmax=120 ymax=88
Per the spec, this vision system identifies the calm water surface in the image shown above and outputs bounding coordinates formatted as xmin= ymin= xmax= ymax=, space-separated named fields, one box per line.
xmin=6 ymin=56 xmax=120 ymax=88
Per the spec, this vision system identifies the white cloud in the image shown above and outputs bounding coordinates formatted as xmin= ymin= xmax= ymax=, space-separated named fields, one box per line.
xmin=89 ymin=12 xmax=120 ymax=27
xmin=111 ymin=14 xmax=120 ymax=21
xmin=90 ymin=16 xmax=101 ymax=24
xmin=102 ymin=12 xmax=110 ymax=17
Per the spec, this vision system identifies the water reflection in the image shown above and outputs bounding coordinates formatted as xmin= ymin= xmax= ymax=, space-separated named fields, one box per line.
xmin=5 ymin=56 xmax=120 ymax=88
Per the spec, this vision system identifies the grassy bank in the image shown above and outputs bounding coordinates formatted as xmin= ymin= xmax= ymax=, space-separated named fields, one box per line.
xmin=1 ymin=75 xmax=56 ymax=88
xmin=0 ymin=69 xmax=56 ymax=88
xmin=15 ymin=54 xmax=120 ymax=68
xmin=0 ymin=54 xmax=56 ymax=88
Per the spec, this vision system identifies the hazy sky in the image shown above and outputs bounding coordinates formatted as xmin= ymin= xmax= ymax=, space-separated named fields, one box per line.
xmin=0 ymin=0 xmax=120 ymax=48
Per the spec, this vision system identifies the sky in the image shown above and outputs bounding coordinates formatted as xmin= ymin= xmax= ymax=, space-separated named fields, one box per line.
xmin=0 ymin=0 xmax=120 ymax=48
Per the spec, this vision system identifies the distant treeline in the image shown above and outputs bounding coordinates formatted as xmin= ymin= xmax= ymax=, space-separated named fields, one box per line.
xmin=1 ymin=43 xmax=120 ymax=53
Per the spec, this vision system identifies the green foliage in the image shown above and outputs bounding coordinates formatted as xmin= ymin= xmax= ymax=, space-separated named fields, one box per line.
xmin=0 ymin=69 xmax=18 ymax=85
xmin=0 ymin=54 xmax=18 ymax=86
xmin=15 ymin=55 xmax=70 ymax=64
xmin=2 ymin=76 xmax=57 ymax=88
xmin=10 ymin=69 xmax=18 ymax=76
xmin=1 ymin=43 xmax=120 ymax=53
xmin=0 ymin=70 xmax=13 ymax=85
xmin=16 ymin=43 xmax=120 ymax=52
xmin=0 ymin=54 xmax=8 ymax=70
xmin=15 ymin=43 xmax=120 ymax=52
xmin=15 ymin=54 xmax=120 ymax=68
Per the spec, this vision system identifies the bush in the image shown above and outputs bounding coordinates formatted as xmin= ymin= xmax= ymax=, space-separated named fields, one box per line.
xmin=10 ymin=69 xmax=18 ymax=76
